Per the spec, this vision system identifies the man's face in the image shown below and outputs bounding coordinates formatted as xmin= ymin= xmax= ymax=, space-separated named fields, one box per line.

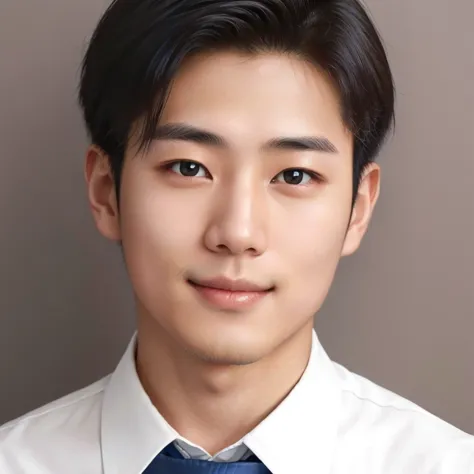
xmin=87 ymin=51 xmax=378 ymax=365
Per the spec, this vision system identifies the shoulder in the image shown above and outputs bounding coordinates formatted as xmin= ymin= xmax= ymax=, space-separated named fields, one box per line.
xmin=333 ymin=362 xmax=474 ymax=473
xmin=0 ymin=376 xmax=110 ymax=473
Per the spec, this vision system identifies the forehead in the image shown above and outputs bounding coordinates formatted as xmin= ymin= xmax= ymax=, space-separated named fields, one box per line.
xmin=158 ymin=51 xmax=352 ymax=154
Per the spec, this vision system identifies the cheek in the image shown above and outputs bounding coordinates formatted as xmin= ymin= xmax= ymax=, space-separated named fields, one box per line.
xmin=274 ymin=187 xmax=351 ymax=254
xmin=122 ymin=166 xmax=205 ymax=239
xmin=271 ymin=190 xmax=351 ymax=302
xmin=118 ymin=170 xmax=206 ymax=284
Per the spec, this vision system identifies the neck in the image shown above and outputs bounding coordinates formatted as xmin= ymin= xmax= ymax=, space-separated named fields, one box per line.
xmin=135 ymin=315 xmax=313 ymax=456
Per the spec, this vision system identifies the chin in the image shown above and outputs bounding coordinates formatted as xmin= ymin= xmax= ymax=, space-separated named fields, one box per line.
xmin=191 ymin=347 xmax=265 ymax=366
xmin=181 ymin=329 xmax=273 ymax=366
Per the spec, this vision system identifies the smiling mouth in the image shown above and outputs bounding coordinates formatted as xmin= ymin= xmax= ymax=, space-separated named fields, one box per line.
xmin=187 ymin=279 xmax=275 ymax=311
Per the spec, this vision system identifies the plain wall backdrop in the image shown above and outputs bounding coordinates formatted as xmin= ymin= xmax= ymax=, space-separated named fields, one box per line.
xmin=0 ymin=1 xmax=473 ymax=433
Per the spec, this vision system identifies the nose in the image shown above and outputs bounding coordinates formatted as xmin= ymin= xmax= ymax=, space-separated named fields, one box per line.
xmin=203 ymin=182 xmax=268 ymax=257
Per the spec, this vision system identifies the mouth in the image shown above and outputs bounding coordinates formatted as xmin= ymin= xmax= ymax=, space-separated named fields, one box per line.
xmin=187 ymin=277 xmax=275 ymax=311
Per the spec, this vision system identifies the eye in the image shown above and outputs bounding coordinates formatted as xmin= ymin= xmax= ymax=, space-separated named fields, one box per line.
xmin=167 ymin=160 xmax=208 ymax=178
xmin=273 ymin=168 xmax=318 ymax=186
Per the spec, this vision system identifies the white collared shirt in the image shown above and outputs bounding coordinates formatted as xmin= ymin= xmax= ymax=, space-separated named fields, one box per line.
xmin=1 ymin=330 xmax=473 ymax=474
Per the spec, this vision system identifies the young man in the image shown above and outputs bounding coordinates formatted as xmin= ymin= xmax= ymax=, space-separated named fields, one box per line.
xmin=1 ymin=0 xmax=473 ymax=472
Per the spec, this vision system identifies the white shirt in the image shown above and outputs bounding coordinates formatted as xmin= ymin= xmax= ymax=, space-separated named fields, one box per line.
xmin=1 ymin=330 xmax=473 ymax=474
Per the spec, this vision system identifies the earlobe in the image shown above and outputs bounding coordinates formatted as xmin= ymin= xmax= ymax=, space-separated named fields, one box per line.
xmin=84 ymin=145 xmax=121 ymax=241
xmin=341 ymin=163 xmax=381 ymax=257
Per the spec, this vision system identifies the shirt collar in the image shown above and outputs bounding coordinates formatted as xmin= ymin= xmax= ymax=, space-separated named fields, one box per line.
xmin=101 ymin=329 xmax=341 ymax=474
xmin=101 ymin=334 xmax=176 ymax=474
xmin=243 ymin=330 xmax=342 ymax=474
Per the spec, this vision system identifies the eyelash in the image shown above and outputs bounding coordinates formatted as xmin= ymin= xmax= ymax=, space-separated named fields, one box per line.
xmin=271 ymin=168 xmax=325 ymax=185
xmin=162 ymin=160 xmax=211 ymax=178
xmin=162 ymin=160 xmax=325 ymax=185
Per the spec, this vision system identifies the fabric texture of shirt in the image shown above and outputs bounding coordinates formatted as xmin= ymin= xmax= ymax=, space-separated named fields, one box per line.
xmin=1 ymin=330 xmax=473 ymax=474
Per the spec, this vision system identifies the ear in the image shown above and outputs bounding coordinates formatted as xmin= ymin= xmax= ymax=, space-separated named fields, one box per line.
xmin=341 ymin=163 xmax=381 ymax=257
xmin=84 ymin=145 xmax=121 ymax=241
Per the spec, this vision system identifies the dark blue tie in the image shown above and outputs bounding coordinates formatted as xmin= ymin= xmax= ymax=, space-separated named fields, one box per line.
xmin=143 ymin=442 xmax=272 ymax=473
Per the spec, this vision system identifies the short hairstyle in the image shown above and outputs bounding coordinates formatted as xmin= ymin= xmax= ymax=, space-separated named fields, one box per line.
xmin=79 ymin=0 xmax=395 ymax=203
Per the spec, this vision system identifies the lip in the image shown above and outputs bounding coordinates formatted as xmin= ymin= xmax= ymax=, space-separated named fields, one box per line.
xmin=191 ymin=276 xmax=272 ymax=292
xmin=187 ymin=277 xmax=274 ymax=311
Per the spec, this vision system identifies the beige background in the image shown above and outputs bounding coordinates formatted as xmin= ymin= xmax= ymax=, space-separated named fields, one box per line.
xmin=0 ymin=1 xmax=473 ymax=433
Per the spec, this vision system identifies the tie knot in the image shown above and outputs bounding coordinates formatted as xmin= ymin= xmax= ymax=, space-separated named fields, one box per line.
xmin=143 ymin=442 xmax=272 ymax=473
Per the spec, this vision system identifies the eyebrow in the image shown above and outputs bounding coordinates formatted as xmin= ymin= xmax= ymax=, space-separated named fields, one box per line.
xmin=153 ymin=122 xmax=338 ymax=154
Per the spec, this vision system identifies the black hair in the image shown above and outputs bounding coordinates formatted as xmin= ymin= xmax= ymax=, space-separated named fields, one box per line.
xmin=79 ymin=0 xmax=395 ymax=203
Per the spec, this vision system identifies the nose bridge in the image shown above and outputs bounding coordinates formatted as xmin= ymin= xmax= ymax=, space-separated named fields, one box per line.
xmin=227 ymin=179 xmax=259 ymax=231
xmin=206 ymin=176 xmax=267 ymax=255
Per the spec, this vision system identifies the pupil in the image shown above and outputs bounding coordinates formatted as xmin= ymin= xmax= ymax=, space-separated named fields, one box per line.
xmin=180 ymin=161 xmax=199 ymax=176
xmin=284 ymin=170 xmax=303 ymax=185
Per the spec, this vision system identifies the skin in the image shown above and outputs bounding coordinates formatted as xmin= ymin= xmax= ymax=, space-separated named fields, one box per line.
xmin=85 ymin=51 xmax=380 ymax=455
